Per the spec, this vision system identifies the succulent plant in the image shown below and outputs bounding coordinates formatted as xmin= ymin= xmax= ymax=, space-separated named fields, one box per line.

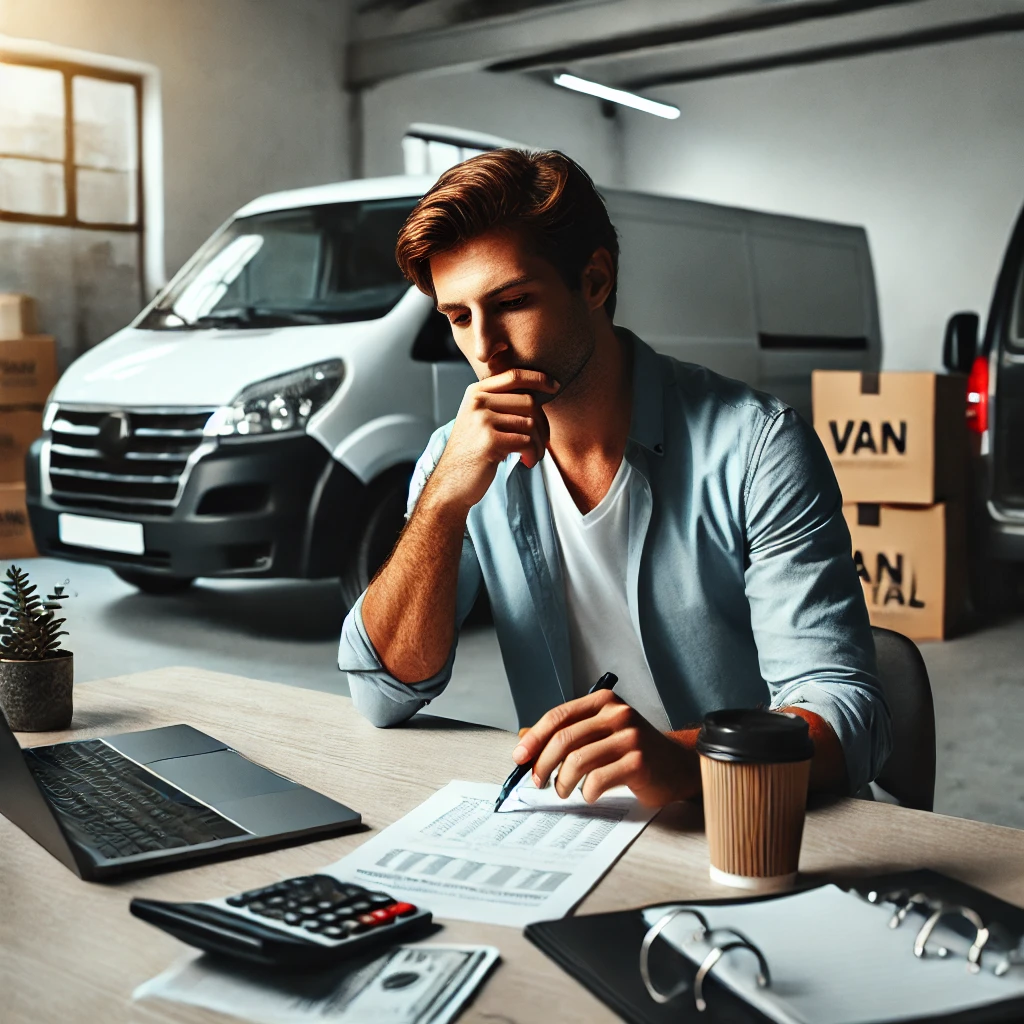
xmin=0 ymin=565 xmax=69 ymax=661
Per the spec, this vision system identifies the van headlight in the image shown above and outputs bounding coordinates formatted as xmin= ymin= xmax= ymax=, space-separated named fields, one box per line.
xmin=205 ymin=360 xmax=344 ymax=438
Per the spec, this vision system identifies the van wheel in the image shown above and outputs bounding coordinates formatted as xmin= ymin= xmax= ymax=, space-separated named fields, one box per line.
xmin=114 ymin=569 xmax=195 ymax=595
xmin=339 ymin=467 xmax=412 ymax=609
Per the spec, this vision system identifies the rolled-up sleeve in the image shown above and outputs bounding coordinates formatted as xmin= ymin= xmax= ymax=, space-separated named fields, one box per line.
xmin=743 ymin=408 xmax=892 ymax=793
xmin=337 ymin=424 xmax=482 ymax=727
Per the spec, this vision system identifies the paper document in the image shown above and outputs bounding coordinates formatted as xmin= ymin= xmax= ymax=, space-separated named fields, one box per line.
xmin=326 ymin=780 xmax=655 ymax=927
xmin=644 ymin=885 xmax=1024 ymax=1024
xmin=134 ymin=944 xmax=499 ymax=1024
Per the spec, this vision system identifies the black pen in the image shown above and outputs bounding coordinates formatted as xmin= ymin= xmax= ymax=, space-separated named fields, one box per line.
xmin=493 ymin=672 xmax=618 ymax=812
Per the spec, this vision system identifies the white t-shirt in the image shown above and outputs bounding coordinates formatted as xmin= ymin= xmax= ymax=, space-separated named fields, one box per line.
xmin=541 ymin=454 xmax=672 ymax=733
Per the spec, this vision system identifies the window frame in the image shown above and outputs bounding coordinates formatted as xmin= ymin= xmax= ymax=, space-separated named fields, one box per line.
xmin=0 ymin=52 xmax=144 ymax=235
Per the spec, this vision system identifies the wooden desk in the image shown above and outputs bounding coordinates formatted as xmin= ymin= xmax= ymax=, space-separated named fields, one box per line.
xmin=3 ymin=667 xmax=1024 ymax=1024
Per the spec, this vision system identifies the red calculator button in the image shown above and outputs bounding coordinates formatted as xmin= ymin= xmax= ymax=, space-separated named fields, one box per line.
xmin=357 ymin=913 xmax=377 ymax=927
xmin=392 ymin=902 xmax=417 ymax=916
xmin=370 ymin=908 xmax=392 ymax=922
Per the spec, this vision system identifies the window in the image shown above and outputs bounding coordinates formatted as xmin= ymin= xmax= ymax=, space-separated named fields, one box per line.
xmin=0 ymin=56 xmax=141 ymax=230
xmin=403 ymin=135 xmax=489 ymax=177
xmin=1012 ymin=255 xmax=1024 ymax=349
xmin=401 ymin=124 xmax=523 ymax=177
xmin=140 ymin=198 xmax=418 ymax=330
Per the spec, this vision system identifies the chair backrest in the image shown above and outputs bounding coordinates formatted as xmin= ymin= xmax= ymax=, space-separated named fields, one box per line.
xmin=871 ymin=626 xmax=936 ymax=812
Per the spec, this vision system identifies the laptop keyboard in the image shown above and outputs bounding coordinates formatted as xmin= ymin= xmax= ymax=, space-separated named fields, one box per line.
xmin=25 ymin=739 xmax=248 ymax=861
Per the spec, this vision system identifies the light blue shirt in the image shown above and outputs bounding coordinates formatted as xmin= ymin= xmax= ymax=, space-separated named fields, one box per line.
xmin=338 ymin=331 xmax=892 ymax=794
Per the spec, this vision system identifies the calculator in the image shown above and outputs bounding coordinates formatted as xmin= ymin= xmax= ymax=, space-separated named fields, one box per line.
xmin=130 ymin=874 xmax=433 ymax=968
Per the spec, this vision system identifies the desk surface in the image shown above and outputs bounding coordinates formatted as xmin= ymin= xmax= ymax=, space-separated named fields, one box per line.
xmin=3 ymin=667 xmax=1024 ymax=1024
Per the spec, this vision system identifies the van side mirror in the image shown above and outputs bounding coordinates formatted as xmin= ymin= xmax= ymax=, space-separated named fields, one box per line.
xmin=943 ymin=312 xmax=979 ymax=374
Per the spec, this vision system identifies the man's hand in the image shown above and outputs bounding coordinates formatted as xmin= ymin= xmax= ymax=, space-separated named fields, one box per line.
xmin=430 ymin=369 xmax=559 ymax=513
xmin=511 ymin=690 xmax=702 ymax=808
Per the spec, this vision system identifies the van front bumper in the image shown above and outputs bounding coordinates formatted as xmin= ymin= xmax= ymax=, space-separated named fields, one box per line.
xmin=25 ymin=434 xmax=362 ymax=579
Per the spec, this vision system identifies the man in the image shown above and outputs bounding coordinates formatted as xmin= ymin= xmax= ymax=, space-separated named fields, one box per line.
xmin=338 ymin=148 xmax=891 ymax=806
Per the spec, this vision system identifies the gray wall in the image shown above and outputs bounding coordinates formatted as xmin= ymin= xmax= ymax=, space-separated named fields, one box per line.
xmin=361 ymin=70 xmax=621 ymax=187
xmin=0 ymin=0 xmax=351 ymax=366
xmin=617 ymin=34 xmax=1024 ymax=371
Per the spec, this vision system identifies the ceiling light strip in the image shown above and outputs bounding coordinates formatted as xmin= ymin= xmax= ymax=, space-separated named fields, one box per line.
xmin=553 ymin=73 xmax=680 ymax=120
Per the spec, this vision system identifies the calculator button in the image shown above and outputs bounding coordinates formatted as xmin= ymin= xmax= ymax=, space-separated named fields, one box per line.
xmin=319 ymin=913 xmax=338 ymax=925
xmin=367 ymin=892 xmax=393 ymax=906
xmin=357 ymin=913 xmax=376 ymax=927
xmin=301 ymin=919 xmax=323 ymax=932
xmin=333 ymin=907 xmax=356 ymax=919
xmin=297 ymin=905 xmax=319 ymax=917
xmin=267 ymin=896 xmax=287 ymax=907
xmin=351 ymin=901 xmax=371 ymax=913
xmin=283 ymin=912 xmax=302 ymax=926
xmin=226 ymin=895 xmax=246 ymax=907
xmin=370 ymin=908 xmax=393 ymax=922
xmin=392 ymin=903 xmax=417 ymax=917
xmin=322 ymin=926 xmax=344 ymax=939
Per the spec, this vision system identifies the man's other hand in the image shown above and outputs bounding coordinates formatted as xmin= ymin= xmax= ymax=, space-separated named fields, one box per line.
xmin=511 ymin=690 xmax=701 ymax=808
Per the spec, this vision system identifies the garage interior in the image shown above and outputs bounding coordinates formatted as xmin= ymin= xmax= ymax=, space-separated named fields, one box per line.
xmin=2 ymin=0 xmax=1024 ymax=851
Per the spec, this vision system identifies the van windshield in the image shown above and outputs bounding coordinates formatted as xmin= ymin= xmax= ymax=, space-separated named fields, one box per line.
xmin=140 ymin=197 xmax=419 ymax=330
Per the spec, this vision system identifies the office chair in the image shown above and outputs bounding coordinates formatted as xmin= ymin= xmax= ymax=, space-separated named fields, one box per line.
xmin=870 ymin=626 xmax=936 ymax=812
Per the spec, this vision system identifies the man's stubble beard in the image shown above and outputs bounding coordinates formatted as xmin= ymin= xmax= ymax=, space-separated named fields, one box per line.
xmin=516 ymin=309 xmax=597 ymax=408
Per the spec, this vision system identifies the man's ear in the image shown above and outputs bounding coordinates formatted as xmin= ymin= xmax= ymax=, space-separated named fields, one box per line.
xmin=581 ymin=247 xmax=615 ymax=313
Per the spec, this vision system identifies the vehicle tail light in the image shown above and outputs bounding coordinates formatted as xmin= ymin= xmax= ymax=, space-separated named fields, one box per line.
xmin=966 ymin=354 xmax=989 ymax=434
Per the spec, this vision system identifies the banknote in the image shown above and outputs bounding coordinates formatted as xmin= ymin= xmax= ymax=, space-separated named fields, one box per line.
xmin=133 ymin=943 xmax=500 ymax=1024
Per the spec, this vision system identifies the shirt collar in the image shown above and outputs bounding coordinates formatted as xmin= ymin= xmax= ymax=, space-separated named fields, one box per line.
xmin=620 ymin=327 xmax=666 ymax=456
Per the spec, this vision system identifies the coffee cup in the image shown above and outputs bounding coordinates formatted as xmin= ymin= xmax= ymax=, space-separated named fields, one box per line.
xmin=696 ymin=708 xmax=814 ymax=892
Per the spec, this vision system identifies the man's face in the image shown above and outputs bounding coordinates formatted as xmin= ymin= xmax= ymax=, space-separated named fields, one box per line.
xmin=430 ymin=226 xmax=597 ymax=399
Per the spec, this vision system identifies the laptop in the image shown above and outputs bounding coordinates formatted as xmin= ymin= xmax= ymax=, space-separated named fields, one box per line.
xmin=0 ymin=711 xmax=361 ymax=880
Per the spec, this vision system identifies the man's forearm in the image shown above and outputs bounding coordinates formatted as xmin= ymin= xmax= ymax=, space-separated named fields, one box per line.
xmin=781 ymin=707 xmax=848 ymax=794
xmin=361 ymin=477 xmax=470 ymax=684
xmin=667 ymin=710 xmax=846 ymax=800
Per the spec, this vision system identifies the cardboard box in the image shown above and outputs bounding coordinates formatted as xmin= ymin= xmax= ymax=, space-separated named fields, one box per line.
xmin=0 ymin=409 xmax=43 ymax=483
xmin=0 ymin=483 xmax=37 ymax=560
xmin=0 ymin=336 xmax=58 ymax=407
xmin=0 ymin=294 xmax=39 ymax=341
xmin=813 ymin=371 xmax=967 ymax=504
xmin=844 ymin=502 xmax=966 ymax=641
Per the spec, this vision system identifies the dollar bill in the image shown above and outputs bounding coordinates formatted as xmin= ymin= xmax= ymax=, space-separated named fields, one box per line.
xmin=133 ymin=943 xmax=500 ymax=1024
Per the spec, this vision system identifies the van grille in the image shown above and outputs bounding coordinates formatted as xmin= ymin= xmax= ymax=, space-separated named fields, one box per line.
xmin=47 ymin=407 xmax=215 ymax=517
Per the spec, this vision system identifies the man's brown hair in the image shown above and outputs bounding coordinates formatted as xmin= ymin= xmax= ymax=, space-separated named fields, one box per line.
xmin=395 ymin=148 xmax=620 ymax=317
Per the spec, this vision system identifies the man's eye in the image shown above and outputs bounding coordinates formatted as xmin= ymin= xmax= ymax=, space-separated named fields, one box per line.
xmin=500 ymin=296 xmax=527 ymax=309
xmin=450 ymin=312 xmax=470 ymax=326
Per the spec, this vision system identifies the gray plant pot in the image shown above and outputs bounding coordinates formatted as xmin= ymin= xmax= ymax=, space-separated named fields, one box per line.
xmin=0 ymin=651 xmax=74 ymax=731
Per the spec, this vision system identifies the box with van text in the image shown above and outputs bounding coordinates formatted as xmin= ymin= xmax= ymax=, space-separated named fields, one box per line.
xmin=0 ymin=336 xmax=57 ymax=408
xmin=0 ymin=483 xmax=37 ymax=560
xmin=844 ymin=502 xmax=966 ymax=641
xmin=814 ymin=371 xmax=967 ymax=504
xmin=0 ymin=409 xmax=42 ymax=484
xmin=0 ymin=294 xmax=38 ymax=341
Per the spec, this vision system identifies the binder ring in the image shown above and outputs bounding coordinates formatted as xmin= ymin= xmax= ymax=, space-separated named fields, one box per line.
xmin=694 ymin=938 xmax=772 ymax=1012
xmin=889 ymin=892 xmax=934 ymax=929
xmin=639 ymin=907 xmax=710 ymax=1004
xmin=914 ymin=905 xmax=990 ymax=972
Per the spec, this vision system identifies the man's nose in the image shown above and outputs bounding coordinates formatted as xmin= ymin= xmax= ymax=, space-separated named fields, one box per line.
xmin=472 ymin=317 xmax=509 ymax=366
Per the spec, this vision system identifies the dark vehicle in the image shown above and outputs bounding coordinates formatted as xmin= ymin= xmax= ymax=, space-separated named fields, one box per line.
xmin=944 ymin=200 xmax=1024 ymax=608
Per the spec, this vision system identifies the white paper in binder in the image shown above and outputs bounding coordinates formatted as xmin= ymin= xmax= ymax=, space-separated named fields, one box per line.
xmin=644 ymin=885 xmax=1024 ymax=1024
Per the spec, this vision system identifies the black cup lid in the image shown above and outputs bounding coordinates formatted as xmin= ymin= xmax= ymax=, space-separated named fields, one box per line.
xmin=696 ymin=709 xmax=814 ymax=764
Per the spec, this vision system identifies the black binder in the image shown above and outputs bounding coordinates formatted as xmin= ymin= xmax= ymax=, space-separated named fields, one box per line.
xmin=524 ymin=870 xmax=1024 ymax=1024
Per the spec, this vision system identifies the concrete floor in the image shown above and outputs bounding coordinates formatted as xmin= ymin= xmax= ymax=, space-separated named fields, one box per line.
xmin=7 ymin=556 xmax=1024 ymax=829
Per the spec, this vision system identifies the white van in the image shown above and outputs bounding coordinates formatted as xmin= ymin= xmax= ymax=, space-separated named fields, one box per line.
xmin=25 ymin=176 xmax=880 ymax=598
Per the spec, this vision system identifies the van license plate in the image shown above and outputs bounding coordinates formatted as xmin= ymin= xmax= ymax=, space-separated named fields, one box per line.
xmin=58 ymin=514 xmax=145 ymax=555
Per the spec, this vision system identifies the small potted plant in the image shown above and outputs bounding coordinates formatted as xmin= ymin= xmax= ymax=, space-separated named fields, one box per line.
xmin=0 ymin=564 xmax=73 ymax=731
